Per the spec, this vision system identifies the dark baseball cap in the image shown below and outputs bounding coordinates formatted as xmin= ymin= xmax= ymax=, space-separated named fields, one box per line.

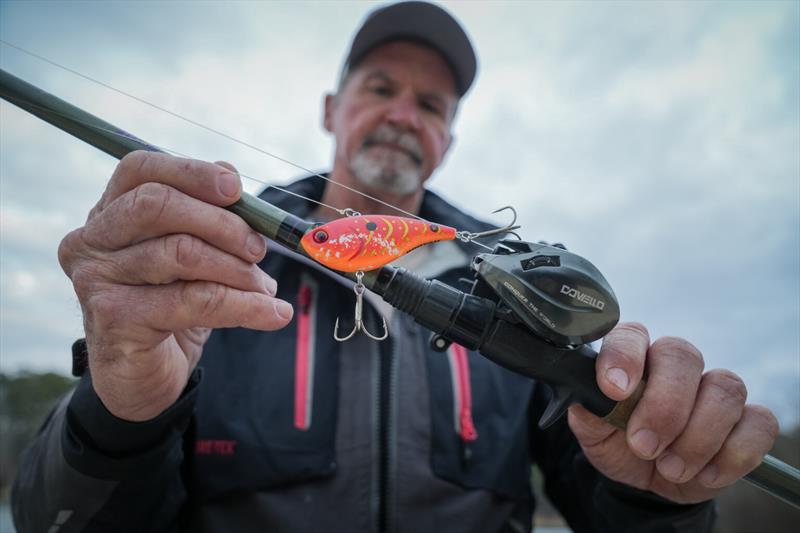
xmin=342 ymin=1 xmax=477 ymax=96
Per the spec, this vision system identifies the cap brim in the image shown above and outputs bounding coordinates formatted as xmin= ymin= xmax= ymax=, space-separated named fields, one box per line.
xmin=346 ymin=1 xmax=477 ymax=96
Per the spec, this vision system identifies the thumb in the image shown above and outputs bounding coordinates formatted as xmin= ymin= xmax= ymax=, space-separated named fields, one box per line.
xmin=596 ymin=322 xmax=650 ymax=402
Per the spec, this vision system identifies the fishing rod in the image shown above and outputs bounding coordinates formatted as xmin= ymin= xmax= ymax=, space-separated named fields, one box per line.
xmin=1 ymin=67 xmax=798 ymax=509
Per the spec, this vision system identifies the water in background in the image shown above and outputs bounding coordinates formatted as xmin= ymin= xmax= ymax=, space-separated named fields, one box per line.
xmin=0 ymin=503 xmax=15 ymax=533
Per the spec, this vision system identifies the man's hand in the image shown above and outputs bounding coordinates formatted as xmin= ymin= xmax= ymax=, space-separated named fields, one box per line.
xmin=568 ymin=322 xmax=779 ymax=504
xmin=58 ymin=151 xmax=294 ymax=422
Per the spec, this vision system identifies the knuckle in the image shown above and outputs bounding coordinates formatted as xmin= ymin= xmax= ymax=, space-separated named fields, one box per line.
xmin=57 ymin=228 xmax=83 ymax=272
xmin=652 ymin=336 xmax=704 ymax=369
xmin=616 ymin=321 xmax=649 ymax=338
xmin=87 ymin=196 xmax=108 ymax=219
xmin=703 ymin=369 xmax=748 ymax=406
xmin=86 ymin=291 xmax=124 ymax=332
xmin=601 ymin=322 xmax=650 ymax=368
xmin=214 ymin=209 xmax=246 ymax=244
xmin=746 ymin=404 xmax=780 ymax=442
xmin=679 ymin=440 xmax=713 ymax=463
xmin=178 ymin=158 xmax=195 ymax=175
xmin=186 ymin=282 xmax=228 ymax=319
xmin=129 ymin=182 xmax=172 ymax=226
xmin=178 ymin=157 xmax=211 ymax=180
xmin=89 ymin=292 xmax=115 ymax=321
xmin=647 ymin=405 xmax=683 ymax=437
xmin=602 ymin=323 xmax=649 ymax=361
xmin=117 ymin=150 xmax=154 ymax=179
xmin=170 ymin=234 xmax=202 ymax=270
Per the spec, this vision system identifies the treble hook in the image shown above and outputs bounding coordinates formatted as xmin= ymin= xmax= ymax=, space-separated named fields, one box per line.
xmin=456 ymin=206 xmax=522 ymax=243
xmin=334 ymin=271 xmax=389 ymax=342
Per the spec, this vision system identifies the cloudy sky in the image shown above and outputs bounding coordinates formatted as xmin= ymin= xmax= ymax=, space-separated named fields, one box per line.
xmin=1 ymin=1 xmax=798 ymax=428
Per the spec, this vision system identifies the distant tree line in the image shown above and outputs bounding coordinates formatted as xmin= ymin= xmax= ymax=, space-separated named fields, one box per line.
xmin=0 ymin=371 xmax=76 ymax=500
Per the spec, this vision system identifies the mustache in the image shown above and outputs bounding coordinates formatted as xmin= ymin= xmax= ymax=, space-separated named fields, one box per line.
xmin=362 ymin=125 xmax=423 ymax=164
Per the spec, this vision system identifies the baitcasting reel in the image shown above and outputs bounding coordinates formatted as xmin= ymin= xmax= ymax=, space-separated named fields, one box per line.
xmin=471 ymin=240 xmax=620 ymax=347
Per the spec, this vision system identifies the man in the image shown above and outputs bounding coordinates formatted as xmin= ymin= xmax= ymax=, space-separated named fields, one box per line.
xmin=12 ymin=2 xmax=778 ymax=532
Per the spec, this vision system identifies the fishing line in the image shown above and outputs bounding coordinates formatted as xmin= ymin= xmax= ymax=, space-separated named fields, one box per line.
xmin=0 ymin=39 xmax=422 ymax=217
xmin=2 ymin=88 xmax=498 ymax=252
xmin=0 ymin=91 xmax=349 ymax=216
xmin=0 ymin=39 xmax=504 ymax=250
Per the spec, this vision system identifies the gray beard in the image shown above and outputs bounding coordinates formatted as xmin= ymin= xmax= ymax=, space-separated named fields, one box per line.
xmin=350 ymin=148 xmax=421 ymax=196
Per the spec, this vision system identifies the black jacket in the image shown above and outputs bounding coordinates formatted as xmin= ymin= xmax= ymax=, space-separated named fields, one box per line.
xmin=12 ymin=176 xmax=715 ymax=533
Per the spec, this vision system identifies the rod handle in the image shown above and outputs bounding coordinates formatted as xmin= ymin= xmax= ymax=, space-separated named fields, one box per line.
xmin=602 ymin=379 xmax=647 ymax=430
xmin=599 ymin=377 xmax=800 ymax=509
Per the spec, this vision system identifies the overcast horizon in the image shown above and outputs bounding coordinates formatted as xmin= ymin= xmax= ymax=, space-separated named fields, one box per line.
xmin=1 ymin=0 xmax=798 ymax=429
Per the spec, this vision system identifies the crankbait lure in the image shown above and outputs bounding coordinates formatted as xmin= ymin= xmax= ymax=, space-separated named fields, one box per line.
xmin=300 ymin=215 xmax=457 ymax=272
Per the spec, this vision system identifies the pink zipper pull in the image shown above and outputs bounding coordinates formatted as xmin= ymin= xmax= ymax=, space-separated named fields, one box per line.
xmin=451 ymin=344 xmax=478 ymax=442
xmin=298 ymin=284 xmax=312 ymax=312
xmin=459 ymin=409 xmax=478 ymax=442
xmin=294 ymin=283 xmax=314 ymax=430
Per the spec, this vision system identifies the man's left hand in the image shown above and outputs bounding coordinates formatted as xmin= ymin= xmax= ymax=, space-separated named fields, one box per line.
xmin=568 ymin=322 xmax=779 ymax=504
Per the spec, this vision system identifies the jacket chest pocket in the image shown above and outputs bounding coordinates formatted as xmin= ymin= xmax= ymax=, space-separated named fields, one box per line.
xmin=427 ymin=342 xmax=534 ymax=498
xmin=191 ymin=274 xmax=340 ymax=501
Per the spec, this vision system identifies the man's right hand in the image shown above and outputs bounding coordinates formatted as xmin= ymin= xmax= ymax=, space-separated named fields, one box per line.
xmin=58 ymin=151 xmax=294 ymax=422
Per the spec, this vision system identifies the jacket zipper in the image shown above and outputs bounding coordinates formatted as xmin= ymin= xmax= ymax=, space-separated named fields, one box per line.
xmin=449 ymin=343 xmax=478 ymax=443
xmin=294 ymin=278 xmax=317 ymax=430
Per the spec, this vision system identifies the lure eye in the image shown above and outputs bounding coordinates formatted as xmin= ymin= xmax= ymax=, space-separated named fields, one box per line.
xmin=430 ymin=224 xmax=440 ymax=232
xmin=313 ymin=230 xmax=329 ymax=243
xmin=366 ymin=221 xmax=378 ymax=231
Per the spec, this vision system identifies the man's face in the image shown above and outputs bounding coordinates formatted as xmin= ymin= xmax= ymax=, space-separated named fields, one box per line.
xmin=325 ymin=41 xmax=458 ymax=196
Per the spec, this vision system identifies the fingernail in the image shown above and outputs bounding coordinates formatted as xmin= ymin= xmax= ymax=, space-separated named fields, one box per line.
xmin=274 ymin=300 xmax=294 ymax=320
xmin=658 ymin=453 xmax=686 ymax=481
xmin=606 ymin=367 xmax=629 ymax=392
xmin=699 ymin=464 xmax=719 ymax=486
xmin=219 ymin=172 xmax=240 ymax=198
xmin=263 ymin=276 xmax=277 ymax=296
xmin=631 ymin=428 xmax=660 ymax=458
xmin=247 ymin=234 xmax=265 ymax=257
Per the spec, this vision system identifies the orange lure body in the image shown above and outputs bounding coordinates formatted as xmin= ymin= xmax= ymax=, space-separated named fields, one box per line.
xmin=300 ymin=215 xmax=457 ymax=272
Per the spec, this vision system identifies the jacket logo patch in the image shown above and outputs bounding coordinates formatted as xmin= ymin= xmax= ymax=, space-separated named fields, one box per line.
xmin=196 ymin=439 xmax=237 ymax=456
